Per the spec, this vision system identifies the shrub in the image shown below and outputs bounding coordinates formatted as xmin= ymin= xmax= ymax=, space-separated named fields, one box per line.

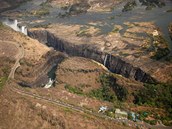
xmin=150 ymin=35 xmax=170 ymax=60
xmin=122 ymin=1 xmax=136 ymax=12
xmin=0 ymin=22 xmax=4 ymax=28
xmin=76 ymin=29 xmax=92 ymax=37
xmin=0 ymin=77 xmax=7 ymax=90
xmin=151 ymin=48 xmax=170 ymax=60
xmin=2 ymin=67 xmax=10 ymax=76
xmin=68 ymin=1 xmax=90 ymax=15
xmin=134 ymin=83 xmax=172 ymax=125
xmin=65 ymin=84 xmax=84 ymax=95
xmin=88 ymin=74 xmax=128 ymax=102
xmin=88 ymin=87 xmax=117 ymax=102
xmin=35 ymin=8 xmax=49 ymax=17
xmin=99 ymin=74 xmax=128 ymax=101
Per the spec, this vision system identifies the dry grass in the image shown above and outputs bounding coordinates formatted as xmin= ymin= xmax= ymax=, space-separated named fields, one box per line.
xmin=0 ymin=26 xmax=50 ymax=62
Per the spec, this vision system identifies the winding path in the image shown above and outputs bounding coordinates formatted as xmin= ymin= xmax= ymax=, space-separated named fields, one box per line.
xmin=11 ymin=86 xmax=170 ymax=129
xmin=10 ymin=86 xmax=140 ymax=127
xmin=0 ymin=40 xmax=25 ymax=79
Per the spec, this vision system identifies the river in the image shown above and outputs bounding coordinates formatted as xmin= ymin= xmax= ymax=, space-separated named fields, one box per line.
xmin=1 ymin=0 xmax=172 ymax=49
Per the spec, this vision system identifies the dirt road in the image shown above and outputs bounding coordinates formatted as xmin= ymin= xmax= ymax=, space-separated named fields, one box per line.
xmin=0 ymin=40 xmax=25 ymax=79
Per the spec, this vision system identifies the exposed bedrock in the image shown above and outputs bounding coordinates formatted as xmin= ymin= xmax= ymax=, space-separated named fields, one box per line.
xmin=169 ymin=23 xmax=172 ymax=41
xmin=28 ymin=30 xmax=155 ymax=83
xmin=28 ymin=30 xmax=48 ymax=43
xmin=18 ymin=50 xmax=67 ymax=87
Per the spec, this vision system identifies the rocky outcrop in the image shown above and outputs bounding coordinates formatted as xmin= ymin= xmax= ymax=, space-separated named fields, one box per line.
xmin=28 ymin=30 xmax=155 ymax=83
xmin=122 ymin=1 xmax=137 ymax=12
xmin=139 ymin=0 xmax=165 ymax=8
xmin=28 ymin=30 xmax=48 ymax=43
xmin=122 ymin=0 xmax=166 ymax=12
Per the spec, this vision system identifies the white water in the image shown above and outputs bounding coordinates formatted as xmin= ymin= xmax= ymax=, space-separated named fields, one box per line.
xmin=104 ymin=54 xmax=108 ymax=66
xmin=135 ymin=0 xmax=142 ymax=6
xmin=2 ymin=18 xmax=27 ymax=35
xmin=44 ymin=78 xmax=54 ymax=89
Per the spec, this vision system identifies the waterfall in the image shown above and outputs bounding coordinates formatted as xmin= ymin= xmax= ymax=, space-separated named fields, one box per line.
xmin=21 ymin=26 xmax=28 ymax=35
xmin=104 ymin=54 xmax=108 ymax=66
xmin=135 ymin=0 xmax=142 ymax=6
xmin=44 ymin=78 xmax=54 ymax=89
xmin=2 ymin=18 xmax=28 ymax=35
xmin=21 ymin=26 xmax=25 ymax=33
xmin=14 ymin=19 xmax=18 ymax=28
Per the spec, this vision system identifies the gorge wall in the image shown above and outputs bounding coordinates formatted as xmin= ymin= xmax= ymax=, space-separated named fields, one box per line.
xmin=18 ymin=50 xmax=66 ymax=87
xmin=28 ymin=30 xmax=155 ymax=83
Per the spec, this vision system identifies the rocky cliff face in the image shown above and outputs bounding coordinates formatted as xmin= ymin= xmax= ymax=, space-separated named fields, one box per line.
xmin=169 ymin=23 xmax=172 ymax=41
xmin=17 ymin=50 xmax=67 ymax=87
xmin=28 ymin=30 xmax=48 ymax=44
xmin=28 ymin=30 xmax=155 ymax=83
